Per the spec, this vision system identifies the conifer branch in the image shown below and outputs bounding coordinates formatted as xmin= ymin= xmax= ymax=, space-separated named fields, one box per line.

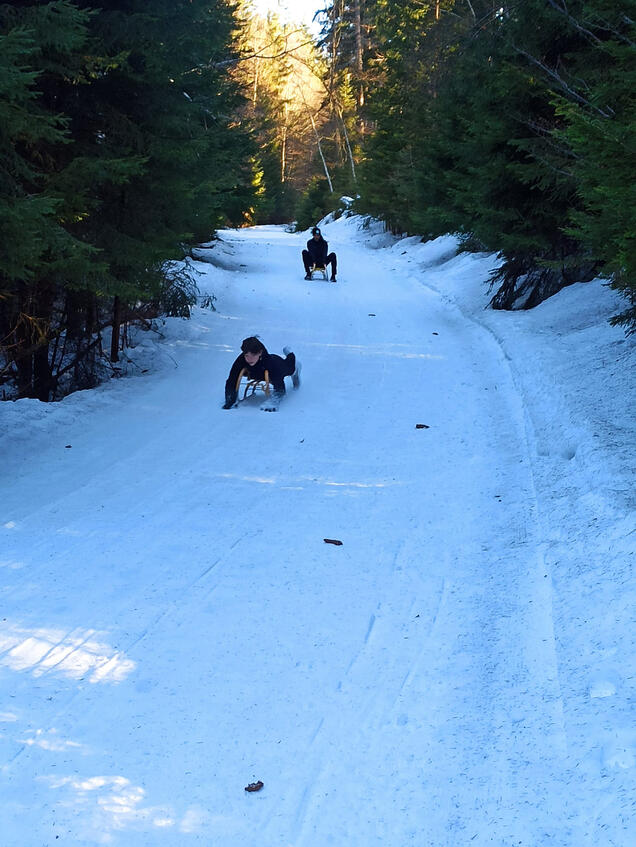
xmin=204 ymin=31 xmax=328 ymax=70
xmin=545 ymin=0 xmax=636 ymax=49
xmin=511 ymin=44 xmax=615 ymax=119
xmin=544 ymin=0 xmax=604 ymax=45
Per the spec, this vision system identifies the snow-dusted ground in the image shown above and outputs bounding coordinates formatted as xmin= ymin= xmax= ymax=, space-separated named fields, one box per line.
xmin=1 ymin=217 xmax=634 ymax=847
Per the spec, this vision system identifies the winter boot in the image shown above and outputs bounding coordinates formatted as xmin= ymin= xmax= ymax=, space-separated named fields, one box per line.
xmin=283 ymin=346 xmax=301 ymax=389
xmin=292 ymin=358 xmax=301 ymax=389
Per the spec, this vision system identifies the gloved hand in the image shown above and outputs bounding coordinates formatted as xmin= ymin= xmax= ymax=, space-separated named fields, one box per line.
xmin=222 ymin=391 xmax=237 ymax=409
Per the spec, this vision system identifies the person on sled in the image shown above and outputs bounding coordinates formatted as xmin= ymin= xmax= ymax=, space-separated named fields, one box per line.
xmin=302 ymin=226 xmax=337 ymax=281
xmin=222 ymin=336 xmax=301 ymax=412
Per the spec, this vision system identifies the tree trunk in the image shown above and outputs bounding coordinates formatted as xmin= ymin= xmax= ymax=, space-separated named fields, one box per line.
xmin=85 ymin=293 xmax=96 ymax=338
xmin=110 ymin=295 xmax=122 ymax=363
xmin=354 ymin=0 xmax=365 ymax=107
xmin=12 ymin=284 xmax=33 ymax=397
xmin=309 ymin=110 xmax=334 ymax=192
xmin=16 ymin=281 xmax=55 ymax=401
xmin=338 ymin=107 xmax=357 ymax=182
xmin=252 ymin=57 xmax=259 ymax=105
xmin=13 ymin=334 xmax=33 ymax=399
xmin=33 ymin=340 xmax=51 ymax=402
xmin=281 ymin=103 xmax=288 ymax=183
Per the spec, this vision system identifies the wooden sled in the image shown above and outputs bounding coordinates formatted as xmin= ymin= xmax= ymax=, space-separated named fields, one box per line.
xmin=309 ymin=264 xmax=328 ymax=281
xmin=235 ymin=367 xmax=270 ymax=401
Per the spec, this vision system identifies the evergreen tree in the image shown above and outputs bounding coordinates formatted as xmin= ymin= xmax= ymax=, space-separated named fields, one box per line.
xmin=357 ymin=0 xmax=460 ymax=234
xmin=0 ymin=24 xmax=87 ymax=283
xmin=1 ymin=0 xmax=255 ymax=399
xmin=357 ymin=0 xmax=601 ymax=309
xmin=295 ymin=176 xmax=332 ymax=231
xmin=0 ymin=1 xmax=100 ymax=399
xmin=322 ymin=0 xmax=376 ymax=121
xmin=556 ymin=0 xmax=636 ymax=330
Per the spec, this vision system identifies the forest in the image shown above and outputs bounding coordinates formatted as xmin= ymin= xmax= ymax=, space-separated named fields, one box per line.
xmin=1 ymin=0 xmax=634 ymax=401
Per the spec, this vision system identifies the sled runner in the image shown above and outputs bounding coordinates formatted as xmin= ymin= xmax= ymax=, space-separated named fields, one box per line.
xmin=309 ymin=264 xmax=328 ymax=281
xmin=235 ymin=368 xmax=270 ymax=401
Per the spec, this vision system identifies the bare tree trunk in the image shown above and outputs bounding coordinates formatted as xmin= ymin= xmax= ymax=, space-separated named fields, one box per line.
xmin=354 ymin=0 xmax=365 ymax=107
xmin=330 ymin=0 xmax=340 ymax=97
xmin=338 ymin=107 xmax=357 ymax=183
xmin=86 ymin=293 xmax=96 ymax=338
xmin=281 ymin=131 xmax=287 ymax=184
xmin=12 ymin=283 xmax=33 ymax=397
xmin=25 ymin=282 xmax=54 ymax=401
xmin=309 ymin=110 xmax=334 ymax=193
xmin=252 ymin=57 xmax=259 ymax=105
xmin=280 ymin=102 xmax=290 ymax=183
xmin=32 ymin=344 xmax=51 ymax=400
xmin=110 ymin=295 xmax=121 ymax=363
xmin=295 ymin=82 xmax=334 ymax=192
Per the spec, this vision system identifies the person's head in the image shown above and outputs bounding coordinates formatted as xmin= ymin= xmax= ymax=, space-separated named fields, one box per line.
xmin=311 ymin=227 xmax=321 ymax=240
xmin=241 ymin=336 xmax=265 ymax=366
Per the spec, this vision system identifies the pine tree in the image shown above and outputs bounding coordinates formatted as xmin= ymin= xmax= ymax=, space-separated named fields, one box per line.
xmin=1 ymin=0 xmax=256 ymax=398
xmin=449 ymin=0 xmax=594 ymax=309
xmin=555 ymin=0 xmax=636 ymax=330
xmin=0 ymin=1 xmax=99 ymax=399
xmin=357 ymin=0 xmax=459 ymax=234
xmin=358 ymin=0 xmax=598 ymax=308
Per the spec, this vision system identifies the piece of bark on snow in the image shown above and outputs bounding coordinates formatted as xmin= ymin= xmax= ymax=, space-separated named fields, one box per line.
xmin=245 ymin=781 xmax=264 ymax=792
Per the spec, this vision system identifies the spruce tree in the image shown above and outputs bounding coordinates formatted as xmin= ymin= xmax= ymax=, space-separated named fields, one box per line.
xmin=0 ymin=1 xmax=99 ymax=399
xmin=556 ymin=0 xmax=636 ymax=330
xmin=1 ymin=0 xmax=256 ymax=398
xmin=357 ymin=0 xmax=461 ymax=234
xmin=358 ymin=0 xmax=597 ymax=308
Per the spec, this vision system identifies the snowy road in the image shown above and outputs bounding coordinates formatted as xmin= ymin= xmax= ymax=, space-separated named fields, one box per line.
xmin=1 ymin=223 xmax=633 ymax=846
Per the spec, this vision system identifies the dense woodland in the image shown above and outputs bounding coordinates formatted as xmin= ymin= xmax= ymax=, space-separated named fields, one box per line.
xmin=1 ymin=0 xmax=634 ymax=400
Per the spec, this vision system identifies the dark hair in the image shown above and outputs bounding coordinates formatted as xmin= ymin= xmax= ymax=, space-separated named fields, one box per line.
xmin=311 ymin=227 xmax=321 ymax=235
xmin=241 ymin=336 xmax=265 ymax=355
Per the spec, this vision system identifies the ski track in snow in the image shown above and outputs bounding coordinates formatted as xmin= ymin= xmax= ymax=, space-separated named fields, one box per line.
xmin=0 ymin=222 xmax=634 ymax=846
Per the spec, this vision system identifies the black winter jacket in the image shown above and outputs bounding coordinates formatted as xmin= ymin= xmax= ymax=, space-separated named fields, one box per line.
xmin=224 ymin=346 xmax=290 ymax=406
xmin=306 ymin=236 xmax=329 ymax=266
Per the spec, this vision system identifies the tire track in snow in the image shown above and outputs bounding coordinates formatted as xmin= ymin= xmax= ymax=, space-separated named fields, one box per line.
xmin=122 ymin=528 xmax=263 ymax=655
xmin=265 ymin=238 xmax=573 ymax=845
xmin=396 ymin=577 xmax=449 ymax=698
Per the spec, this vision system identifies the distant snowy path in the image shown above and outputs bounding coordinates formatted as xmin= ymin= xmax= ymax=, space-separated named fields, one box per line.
xmin=0 ymin=225 xmax=626 ymax=846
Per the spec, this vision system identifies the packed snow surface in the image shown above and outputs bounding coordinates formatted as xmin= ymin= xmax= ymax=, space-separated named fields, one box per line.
xmin=1 ymin=217 xmax=634 ymax=846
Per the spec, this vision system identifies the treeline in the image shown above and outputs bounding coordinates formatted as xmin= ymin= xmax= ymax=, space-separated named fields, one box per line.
xmin=235 ymin=8 xmax=359 ymax=229
xmin=2 ymin=2 xmax=633 ymax=404
xmin=315 ymin=0 xmax=635 ymax=326
xmin=0 ymin=0 xmax=255 ymax=400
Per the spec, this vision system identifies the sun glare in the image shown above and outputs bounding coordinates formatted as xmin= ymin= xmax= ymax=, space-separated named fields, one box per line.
xmin=249 ymin=0 xmax=325 ymax=32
